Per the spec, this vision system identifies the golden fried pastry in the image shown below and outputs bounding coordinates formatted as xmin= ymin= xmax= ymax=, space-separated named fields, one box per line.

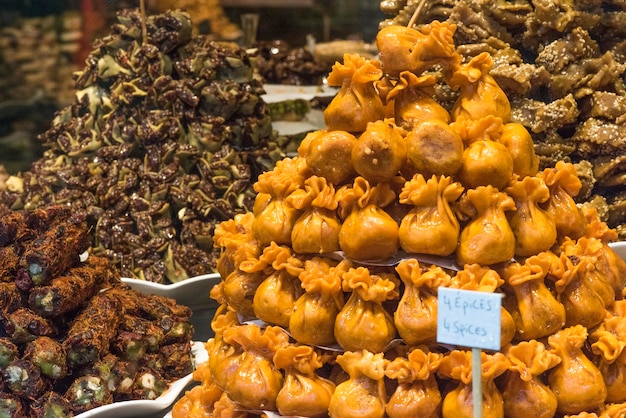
xmin=405 ymin=119 xmax=464 ymax=178
xmin=351 ymin=119 xmax=407 ymax=184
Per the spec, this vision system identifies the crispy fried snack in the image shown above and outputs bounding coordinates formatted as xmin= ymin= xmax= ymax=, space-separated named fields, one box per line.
xmin=23 ymin=336 xmax=68 ymax=379
xmin=0 ymin=212 xmax=28 ymax=247
xmin=128 ymin=368 xmax=168 ymax=401
xmin=0 ymin=393 xmax=28 ymax=418
xmin=4 ymin=308 xmax=57 ymax=343
xmin=30 ymin=391 xmax=73 ymax=418
xmin=88 ymin=353 xmax=137 ymax=397
xmin=106 ymin=285 xmax=192 ymax=321
xmin=0 ymin=246 xmax=18 ymax=281
xmin=0 ymin=282 xmax=23 ymax=316
xmin=0 ymin=338 xmax=18 ymax=369
xmin=64 ymin=375 xmax=113 ymax=414
xmin=159 ymin=342 xmax=194 ymax=379
xmin=2 ymin=358 xmax=47 ymax=400
xmin=63 ymin=292 xmax=123 ymax=368
xmin=17 ymin=219 xmax=90 ymax=290
xmin=119 ymin=314 xmax=165 ymax=353
xmin=28 ymin=257 xmax=111 ymax=317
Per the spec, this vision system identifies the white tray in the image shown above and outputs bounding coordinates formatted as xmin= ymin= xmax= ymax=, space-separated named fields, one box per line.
xmin=121 ymin=273 xmax=221 ymax=311
xmin=609 ymin=241 xmax=626 ymax=262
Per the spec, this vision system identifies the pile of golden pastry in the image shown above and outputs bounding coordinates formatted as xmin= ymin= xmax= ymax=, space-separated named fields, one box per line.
xmin=173 ymin=21 xmax=626 ymax=418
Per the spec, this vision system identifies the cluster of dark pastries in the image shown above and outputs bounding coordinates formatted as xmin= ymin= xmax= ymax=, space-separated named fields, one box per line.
xmin=0 ymin=205 xmax=194 ymax=417
xmin=0 ymin=8 xmax=285 ymax=283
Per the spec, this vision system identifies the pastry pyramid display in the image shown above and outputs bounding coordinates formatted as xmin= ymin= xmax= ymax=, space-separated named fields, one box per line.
xmin=0 ymin=9 xmax=285 ymax=284
xmin=173 ymin=20 xmax=626 ymax=418
xmin=380 ymin=0 xmax=626 ymax=240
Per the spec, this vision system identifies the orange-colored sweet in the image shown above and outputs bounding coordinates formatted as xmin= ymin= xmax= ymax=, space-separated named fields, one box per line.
xmin=334 ymin=267 xmax=398 ymax=352
xmin=288 ymin=257 xmax=348 ymax=347
xmin=394 ymin=259 xmax=451 ymax=346
xmin=287 ymin=176 xmax=341 ymax=254
xmin=324 ymin=54 xmax=385 ymax=133
xmin=457 ymin=185 xmax=516 ymax=266
xmin=405 ymin=119 xmax=464 ymax=178
xmin=500 ymin=340 xmax=561 ymax=418
xmin=336 ymin=177 xmax=399 ymax=261
xmin=500 ymin=254 xmax=566 ymax=340
xmin=328 ymin=350 xmax=387 ymax=418
xmin=398 ymin=174 xmax=463 ymax=255
xmin=385 ymin=347 xmax=443 ymax=418
xmin=303 ymin=129 xmax=357 ymax=185
xmin=351 ymin=119 xmax=407 ymax=184
xmin=437 ymin=350 xmax=509 ymax=418
xmin=383 ymin=71 xmax=450 ymax=130
xmin=505 ymin=175 xmax=557 ymax=256
xmin=547 ymin=325 xmax=607 ymax=414
xmin=274 ymin=345 xmax=336 ymax=417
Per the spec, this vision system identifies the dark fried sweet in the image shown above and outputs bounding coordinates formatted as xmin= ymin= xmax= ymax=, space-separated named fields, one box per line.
xmin=28 ymin=257 xmax=111 ymax=317
xmin=0 ymin=338 xmax=18 ymax=369
xmin=127 ymin=368 xmax=168 ymax=401
xmin=23 ymin=336 xmax=68 ymax=379
xmin=88 ymin=353 xmax=137 ymax=397
xmin=0 ymin=212 xmax=27 ymax=247
xmin=63 ymin=292 xmax=123 ymax=368
xmin=17 ymin=219 xmax=90 ymax=290
xmin=112 ymin=331 xmax=147 ymax=363
xmin=2 ymin=358 xmax=47 ymax=400
xmin=0 ymin=246 xmax=18 ymax=281
xmin=118 ymin=314 xmax=165 ymax=353
xmin=0 ymin=282 xmax=23 ymax=315
xmin=30 ymin=391 xmax=74 ymax=418
xmin=0 ymin=393 xmax=28 ymax=418
xmin=4 ymin=308 xmax=57 ymax=344
xmin=159 ymin=342 xmax=194 ymax=379
xmin=64 ymin=375 xmax=113 ymax=414
xmin=108 ymin=286 xmax=192 ymax=321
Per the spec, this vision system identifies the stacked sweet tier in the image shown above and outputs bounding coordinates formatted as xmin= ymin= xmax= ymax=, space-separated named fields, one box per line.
xmin=381 ymin=0 xmax=626 ymax=240
xmin=173 ymin=20 xmax=626 ymax=418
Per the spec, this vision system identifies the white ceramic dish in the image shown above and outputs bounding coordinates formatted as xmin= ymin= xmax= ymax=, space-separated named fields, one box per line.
xmin=121 ymin=273 xmax=221 ymax=311
xmin=75 ymin=341 xmax=207 ymax=418
xmin=261 ymin=84 xmax=338 ymax=103
xmin=609 ymin=241 xmax=626 ymax=262
xmin=262 ymin=84 xmax=337 ymax=136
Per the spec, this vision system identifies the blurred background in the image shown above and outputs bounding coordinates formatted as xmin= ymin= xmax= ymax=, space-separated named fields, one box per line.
xmin=0 ymin=0 xmax=383 ymax=173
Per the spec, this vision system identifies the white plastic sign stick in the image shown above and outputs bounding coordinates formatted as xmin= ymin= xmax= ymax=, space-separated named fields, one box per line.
xmin=437 ymin=287 xmax=503 ymax=418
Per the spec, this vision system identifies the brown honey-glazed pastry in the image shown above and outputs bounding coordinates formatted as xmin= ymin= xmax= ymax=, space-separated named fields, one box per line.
xmin=337 ymin=177 xmax=399 ymax=261
xmin=334 ymin=267 xmax=398 ymax=353
xmin=289 ymin=258 xmax=349 ymax=347
xmin=274 ymin=345 xmax=336 ymax=417
xmin=383 ymin=71 xmax=451 ymax=130
xmin=405 ymin=119 xmax=464 ymax=178
xmin=457 ymin=185 xmax=516 ymax=266
xmin=504 ymin=175 xmax=557 ymax=256
xmin=287 ymin=176 xmax=342 ymax=254
xmin=500 ymin=254 xmax=566 ymax=341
